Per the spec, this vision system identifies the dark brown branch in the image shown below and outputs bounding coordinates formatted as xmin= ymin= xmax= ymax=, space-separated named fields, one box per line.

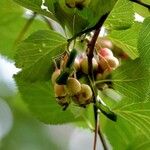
xmin=86 ymin=13 xmax=109 ymax=150
xmin=130 ymin=0 xmax=150 ymax=9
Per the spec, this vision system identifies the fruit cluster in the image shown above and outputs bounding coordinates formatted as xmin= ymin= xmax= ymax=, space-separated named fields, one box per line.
xmin=51 ymin=38 xmax=120 ymax=109
xmin=52 ymin=71 xmax=93 ymax=109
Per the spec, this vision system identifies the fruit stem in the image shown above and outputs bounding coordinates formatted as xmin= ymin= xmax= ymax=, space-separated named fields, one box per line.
xmin=86 ymin=14 xmax=109 ymax=150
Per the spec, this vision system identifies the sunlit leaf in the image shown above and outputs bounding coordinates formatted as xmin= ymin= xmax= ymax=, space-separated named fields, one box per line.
xmin=108 ymin=22 xmax=141 ymax=59
xmin=105 ymin=0 xmax=134 ymax=29
xmin=15 ymin=30 xmax=67 ymax=82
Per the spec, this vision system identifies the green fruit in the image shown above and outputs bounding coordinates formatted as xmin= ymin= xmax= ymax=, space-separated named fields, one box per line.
xmin=54 ymin=84 xmax=66 ymax=97
xmin=80 ymin=57 xmax=98 ymax=74
xmin=51 ymin=69 xmax=61 ymax=85
xmin=66 ymin=77 xmax=81 ymax=95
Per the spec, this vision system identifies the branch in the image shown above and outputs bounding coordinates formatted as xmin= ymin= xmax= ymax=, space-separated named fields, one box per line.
xmin=68 ymin=13 xmax=109 ymax=42
xmin=130 ymin=0 xmax=150 ymax=9
xmin=86 ymin=13 xmax=109 ymax=150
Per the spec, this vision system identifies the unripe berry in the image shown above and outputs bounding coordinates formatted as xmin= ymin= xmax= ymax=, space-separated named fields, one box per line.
xmin=78 ymin=84 xmax=93 ymax=105
xmin=51 ymin=69 xmax=61 ymax=85
xmin=80 ymin=57 xmax=98 ymax=74
xmin=54 ymin=84 xmax=66 ymax=97
xmin=66 ymin=77 xmax=81 ymax=95
xmin=99 ymin=48 xmax=113 ymax=57
xmin=96 ymin=37 xmax=113 ymax=49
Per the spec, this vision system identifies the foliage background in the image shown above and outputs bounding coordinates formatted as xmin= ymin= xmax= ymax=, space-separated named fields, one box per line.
xmin=0 ymin=0 xmax=150 ymax=150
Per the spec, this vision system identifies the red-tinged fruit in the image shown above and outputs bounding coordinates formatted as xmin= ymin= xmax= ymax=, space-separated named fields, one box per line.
xmin=99 ymin=48 xmax=113 ymax=57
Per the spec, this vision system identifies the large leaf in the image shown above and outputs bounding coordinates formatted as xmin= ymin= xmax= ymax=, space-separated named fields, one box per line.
xmin=15 ymin=30 xmax=67 ymax=82
xmin=54 ymin=0 xmax=117 ymax=36
xmin=138 ymin=17 xmax=150 ymax=68
xmin=15 ymin=78 xmax=78 ymax=124
xmin=54 ymin=1 xmax=89 ymax=36
xmin=0 ymin=0 xmax=48 ymax=59
xmin=101 ymin=115 xmax=137 ymax=150
xmin=87 ymin=0 xmax=117 ymax=28
xmin=111 ymin=59 xmax=149 ymax=104
xmin=101 ymin=108 xmax=150 ymax=150
xmin=105 ymin=0 xmax=134 ymax=30
xmin=108 ymin=22 xmax=141 ymax=59
xmin=113 ymin=101 xmax=150 ymax=139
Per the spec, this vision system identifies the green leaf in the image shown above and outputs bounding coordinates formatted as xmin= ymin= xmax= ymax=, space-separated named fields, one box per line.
xmin=112 ymin=59 xmax=150 ymax=104
xmin=101 ymin=111 xmax=150 ymax=150
xmin=87 ymin=0 xmax=117 ymax=28
xmin=101 ymin=115 xmax=137 ymax=150
xmin=114 ymin=101 xmax=150 ymax=139
xmin=15 ymin=30 xmax=67 ymax=82
xmin=15 ymin=77 xmax=77 ymax=124
xmin=108 ymin=22 xmax=141 ymax=59
xmin=138 ymin=17 xmax=150 ymax=68
xmin=13 ymin=0 xmax=57 ymax=21
xmin=105 ymin=0 xmax=134 ymax=30
xmin=54 ymin=1 xmax=90 ymax=36
xmin=0 ymin=0 xmax=48 ymax=59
